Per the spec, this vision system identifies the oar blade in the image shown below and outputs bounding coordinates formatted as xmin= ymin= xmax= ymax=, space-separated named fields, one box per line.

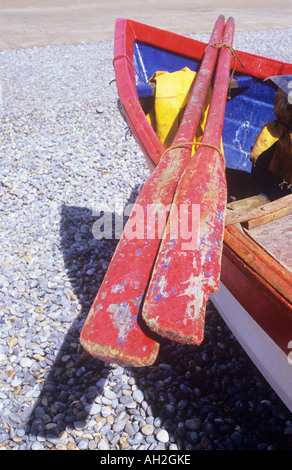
xmin=142 ymin=148 xmax=227 ymax=344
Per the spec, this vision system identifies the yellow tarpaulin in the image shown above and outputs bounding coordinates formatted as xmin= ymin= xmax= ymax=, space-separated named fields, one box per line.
xmin=145 ymin=67 xmax=211 ymax=151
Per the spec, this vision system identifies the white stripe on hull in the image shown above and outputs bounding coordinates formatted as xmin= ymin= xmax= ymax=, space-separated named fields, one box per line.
xmin=211 ymin=282 xmax=292 ymax=413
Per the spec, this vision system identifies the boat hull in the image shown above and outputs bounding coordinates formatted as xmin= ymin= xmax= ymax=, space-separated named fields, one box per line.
xmin=211 ymin=242 xmax=292 ymax=412
xmin=113 ymin=18 xmax=292 ymax=411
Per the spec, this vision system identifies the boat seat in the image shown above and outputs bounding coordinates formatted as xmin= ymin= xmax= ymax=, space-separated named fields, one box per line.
xmin=137 ymin=84 xmax=155 ymax=99
xmin=137 ymin=72 xmax=253 ymax=100
xmin=229 ymin=74 xmax=254 ymax=90
xmin=248 ymin=212 xmax=292 ymax=272
xmin=225 ymin=193 xmax=292 ymax=229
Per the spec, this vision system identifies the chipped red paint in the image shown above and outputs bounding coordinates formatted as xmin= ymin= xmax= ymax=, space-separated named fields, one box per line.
xmin=80 ymin=16 xmax=226 ymax=366
xmin=142 ymin=19 xmax=235 ymax=344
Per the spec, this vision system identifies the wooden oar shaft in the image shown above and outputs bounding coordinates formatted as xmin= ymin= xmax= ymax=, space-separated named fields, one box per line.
xmin=141 ymin=18 xmax=236 ymax=345
xmin=173 ymin=14 xmax=225 ymax=145
xmin=201 ymin=17 xmax=235 ymax=147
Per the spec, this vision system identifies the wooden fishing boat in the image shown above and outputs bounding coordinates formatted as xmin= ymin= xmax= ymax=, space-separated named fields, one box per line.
xmin=112 ymin=18 xmax=292 ymax=411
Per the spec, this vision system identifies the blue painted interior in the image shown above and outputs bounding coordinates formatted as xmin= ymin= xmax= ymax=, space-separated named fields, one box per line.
xmin=223 ymin=75 xmax=276 ymax=171
xmin=136 ymin=84 xmax=155 ymax=98
xmin=133 ymin=40 xmax=277 ymax=173
xmin=133 ymin=41 xmax=201 ymax=85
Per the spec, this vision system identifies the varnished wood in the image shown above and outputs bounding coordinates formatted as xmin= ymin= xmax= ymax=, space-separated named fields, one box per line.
xmin=225 ymin=193 xmax=292 ymax=228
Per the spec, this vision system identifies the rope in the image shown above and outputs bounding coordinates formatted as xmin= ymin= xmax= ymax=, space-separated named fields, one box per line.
xmin=159 ymin=141 xmax=225 ymax=165
xmin=113 ymin=54 xmax=147 ymax=85
xmin=206 ymin=42 xmax=245 ymax=99
xmin=279 ymin=180 xmax=292 ymax=191
xmin=208 ymin=42 xmax=245 ymax=69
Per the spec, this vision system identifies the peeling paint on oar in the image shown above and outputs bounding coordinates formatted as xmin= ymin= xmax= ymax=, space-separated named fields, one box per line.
xmin=80 ymin=16 xmax=226 ymax=366
xmin=142 ymin=18 xmax=236 ymax=345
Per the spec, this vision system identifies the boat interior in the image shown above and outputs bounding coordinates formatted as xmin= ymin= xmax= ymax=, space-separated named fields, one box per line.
xmin=132 ymin=40 xmax=292 ymax=273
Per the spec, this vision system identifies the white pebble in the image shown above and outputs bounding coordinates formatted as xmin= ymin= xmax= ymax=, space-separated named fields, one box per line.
xmin=156 ymin=429 xmax=169 ymax=443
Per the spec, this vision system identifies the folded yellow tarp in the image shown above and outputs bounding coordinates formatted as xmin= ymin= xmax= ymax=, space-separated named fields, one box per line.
xmin=146 ymin=67 xmax=211 ymax=151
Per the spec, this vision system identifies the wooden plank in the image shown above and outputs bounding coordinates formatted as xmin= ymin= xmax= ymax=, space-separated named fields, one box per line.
xmin=244 ymin=205 xmax=292 ymax=229
xmin=80 ymin=16 xmax=226 ymax=366
xmin=226 ymin=194 xmax=269 ymax=214
xmin=141 ymin=18 xmax=236 ymax=345
xmin=225 ymin=193 xmax=292 ymax=228
xmin=248 ymin=212 xmax=292 ymax=272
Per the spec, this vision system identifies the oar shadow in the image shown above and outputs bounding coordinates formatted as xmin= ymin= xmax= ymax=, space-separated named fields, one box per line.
xmin=25 ymin=182 xmax=284 ymax=449
xmin=27 ymin=186 xmax=141 ymax=441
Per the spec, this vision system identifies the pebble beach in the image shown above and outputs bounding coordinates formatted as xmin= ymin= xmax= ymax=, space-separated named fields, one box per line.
xmin=1 ymin=24 xmax=292 ymax=451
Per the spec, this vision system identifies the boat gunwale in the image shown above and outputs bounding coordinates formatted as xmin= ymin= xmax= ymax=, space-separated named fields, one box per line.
xmin=115 ymin=18 xmax=292 ymax=78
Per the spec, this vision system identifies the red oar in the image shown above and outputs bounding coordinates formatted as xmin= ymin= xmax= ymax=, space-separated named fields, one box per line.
xmin=80 ymin=15 xmax=226 ymax=366
xmin=142 ymin=17 xmax=236 ymax=345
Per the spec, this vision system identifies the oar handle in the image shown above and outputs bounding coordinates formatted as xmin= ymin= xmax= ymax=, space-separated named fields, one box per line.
xmin=201 ymin=16 xmax=235 ymax=148
xmin=173 ymin=14 xmax=226 ymax=145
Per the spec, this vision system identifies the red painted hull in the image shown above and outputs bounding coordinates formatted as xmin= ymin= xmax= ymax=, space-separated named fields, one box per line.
xmin=220 ymin=224 xmax=292 ymax=356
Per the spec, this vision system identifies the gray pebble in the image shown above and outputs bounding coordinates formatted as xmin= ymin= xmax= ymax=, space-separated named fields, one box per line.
xmin=78 ymin=439 xmax=89 ymax=450
xmin=98 ymin=439 xmax=110 ymax=450
xmin=74 ymin=421 xmax=87 ymax=431
xmin=87 ymin=403 xmax=101 ymax=415
xmin=31 ymin=441 xmax=43 ymax=450
xmin=11 ymin=378 xmax=21 ymax=387
xmin=128 ymin=432 xmax=143 ymax=446
xmin=88 ymin=440 xmax=98 ymax=450
xmin=124 ymin=423 xmax=136 ymax=437
xmin=146 ymin=434 xmax=156 ymax=444
xmin=34 ymin=406 xmax=46 ymax=419
xmin=133 ymin=389 xmax=144 ymax=403
xmin=185 ymin=418 xmax=201 ymax=431
xmin=46 ymin=434 xmax=59 ymax=446
xmin=112 ymin=366 xmax=124 ymax=376
xmin=113 ymin=421 xmax=126 ymax=433
xmin=104 ymin=390 xmax=117 ymax=400
xmin=101 ymin=406 xmax=112 ymax=418
xmin=114 ymin=411 xmax=128 ymax=423
xmin=154 ymin=416 xmax=163 ymax=428
xmin=119 ymin=395 xmax=134 ymax=405
xmin=100 ymin=422 xmax=111 ymax=435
